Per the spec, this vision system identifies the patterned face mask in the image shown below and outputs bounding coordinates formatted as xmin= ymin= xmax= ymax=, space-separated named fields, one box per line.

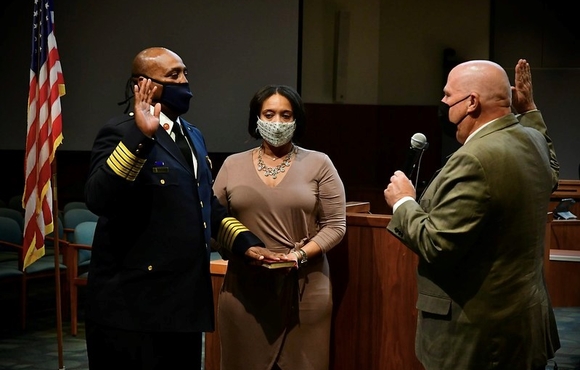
xmin=256 ymin=118 xmax=296 ymax=147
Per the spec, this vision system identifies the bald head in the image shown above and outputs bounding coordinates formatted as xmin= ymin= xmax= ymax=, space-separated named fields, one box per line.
xmin=131 ymin=47 xmax=182 ymax=77
xmin=449 ymin=60 xmax=512 ymax=108
xmin=442 ymin=60 xmax=514 ymax=144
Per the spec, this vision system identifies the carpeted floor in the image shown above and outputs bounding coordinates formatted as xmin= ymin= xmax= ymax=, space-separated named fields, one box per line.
xmin=551 ymin=307 xmax=580 ymax=370
xmin=0 ymin=279 xmax=89 ymax=370
xmin=0 ymin=279 xmax=578 ymax=370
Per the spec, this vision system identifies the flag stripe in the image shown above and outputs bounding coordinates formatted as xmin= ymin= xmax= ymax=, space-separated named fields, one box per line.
xmin=23 ymin=0 xmax=65 ymax=270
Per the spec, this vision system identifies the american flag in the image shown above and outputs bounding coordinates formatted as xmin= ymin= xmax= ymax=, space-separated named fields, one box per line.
xmin=23 ymin=0 xmax=65 ymax=270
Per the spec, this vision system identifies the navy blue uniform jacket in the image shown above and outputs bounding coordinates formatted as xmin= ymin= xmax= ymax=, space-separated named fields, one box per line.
xmin=84 ymin=113 xmax=261 ymax=333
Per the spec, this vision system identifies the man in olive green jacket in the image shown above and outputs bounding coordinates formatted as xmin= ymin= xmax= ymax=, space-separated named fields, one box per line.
xmin=384 ymin=59 xmax=560 ymax=369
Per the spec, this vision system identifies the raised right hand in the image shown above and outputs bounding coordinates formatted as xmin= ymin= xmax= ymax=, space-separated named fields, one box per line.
xmin=511 ymin=59 xmax=537 ymax=114
xmin=133 ymin=78 xmax=161 ymax=138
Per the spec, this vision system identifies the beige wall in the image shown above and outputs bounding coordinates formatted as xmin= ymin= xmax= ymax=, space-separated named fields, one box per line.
xmin=302 ymin=0 xmax=380 ymax=104
xmin=302 ymin=0 xmax=490 ymax=105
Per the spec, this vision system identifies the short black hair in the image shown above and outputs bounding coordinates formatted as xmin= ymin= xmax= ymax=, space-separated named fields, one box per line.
xmin=247 ymin=85 xmax=306 ymax=141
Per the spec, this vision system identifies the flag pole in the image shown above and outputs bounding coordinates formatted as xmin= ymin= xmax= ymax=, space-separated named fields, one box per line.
xmin=51 ymin=157 xmax=65 ymax=370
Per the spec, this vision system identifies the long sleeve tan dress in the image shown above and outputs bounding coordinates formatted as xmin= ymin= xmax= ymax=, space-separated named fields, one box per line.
xmin=212 ymin=145 xmax=346 ymax=370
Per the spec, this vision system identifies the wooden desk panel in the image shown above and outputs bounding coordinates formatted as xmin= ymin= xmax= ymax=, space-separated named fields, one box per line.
xmin=549 ymin=220 xmax=580 ymax=250
xmin=545 ymin=251 xmax=580 ymax=307
xmin=345 ymin=200 xmax=371 ymax=213
xmin=551 ymin=180 xmax=580 ymax=200
xmin=544 ymin=215 xmax=580 ymax=307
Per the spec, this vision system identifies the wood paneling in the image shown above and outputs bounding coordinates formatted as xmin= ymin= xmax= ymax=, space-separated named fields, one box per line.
xmin=301 ymin=104 xmax=441 ymax=215
xmin=549 ymin=221 xmax=580 ymax=250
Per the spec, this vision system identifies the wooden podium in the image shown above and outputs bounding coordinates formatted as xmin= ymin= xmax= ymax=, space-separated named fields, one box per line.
xmin=204 ymin=202 xmax=423 ymax=369
xmin=326 ymin=208 xmax=422 ymax=370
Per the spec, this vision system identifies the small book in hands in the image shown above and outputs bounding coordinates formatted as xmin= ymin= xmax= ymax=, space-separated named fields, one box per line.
xmin=261 ymin=260 xmax=296 ymax=269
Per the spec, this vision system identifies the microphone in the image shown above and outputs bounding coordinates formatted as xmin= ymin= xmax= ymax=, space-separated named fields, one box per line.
xmin=402 ymin=133 xmax=428 ymax=178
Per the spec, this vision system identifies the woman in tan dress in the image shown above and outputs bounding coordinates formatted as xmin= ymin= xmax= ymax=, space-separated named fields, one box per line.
xmin=213 ymin=85 xmax=346 ymax=370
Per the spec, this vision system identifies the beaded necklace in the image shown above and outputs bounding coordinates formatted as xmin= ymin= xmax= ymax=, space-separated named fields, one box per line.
xmin=256 ymin=145 xmax=296 ymax=179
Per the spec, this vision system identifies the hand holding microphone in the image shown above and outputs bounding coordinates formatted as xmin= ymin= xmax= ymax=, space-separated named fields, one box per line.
xmin=384 ymin=170 xmax=417 ymax=208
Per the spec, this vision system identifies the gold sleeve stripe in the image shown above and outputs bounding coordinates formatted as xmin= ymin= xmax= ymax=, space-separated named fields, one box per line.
xmin=218 ymin=217 xmax=249 ymax=250
xmin=106 ymin=142 xmax=147 ymax=181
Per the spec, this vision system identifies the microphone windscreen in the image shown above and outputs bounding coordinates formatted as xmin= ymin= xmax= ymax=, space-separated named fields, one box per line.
xmin=411 ymin=133 xmax=428 ymax=150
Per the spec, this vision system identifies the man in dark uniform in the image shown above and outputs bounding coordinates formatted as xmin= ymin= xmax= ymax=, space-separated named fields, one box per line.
xmin=84 ymin=47 xmax=285 ymax=369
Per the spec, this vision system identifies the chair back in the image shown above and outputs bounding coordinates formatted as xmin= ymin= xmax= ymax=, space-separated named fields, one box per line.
xmin=64 ymin=209 xmax=98 ymax=243
xmin=7 ymin=195 xmax=24 ymax=214
xmin=0 ymin=216 xmax=23 ymax=245
xmin=73 ymin=221 xmax=96 ymax=265
xmin=49 ymin=215 xmax=65 ymax=238
xmin=0 ymin=216 xmax=23 ymax=263
xmin=63 ymin=201 xmax=88 ymax=214
xmin=0 ymin=208 xmax=25 ymax=231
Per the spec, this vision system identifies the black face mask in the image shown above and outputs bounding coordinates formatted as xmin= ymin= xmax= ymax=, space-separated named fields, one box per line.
xmin=437 ymin=95 xmax=470 ymax=139
xmin=136 ymin=75 xmax=193 ymax=116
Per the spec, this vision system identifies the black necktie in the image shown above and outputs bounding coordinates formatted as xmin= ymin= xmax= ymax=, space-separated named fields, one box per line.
xmin=172 ymin=122 xmax=194 ymax=170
